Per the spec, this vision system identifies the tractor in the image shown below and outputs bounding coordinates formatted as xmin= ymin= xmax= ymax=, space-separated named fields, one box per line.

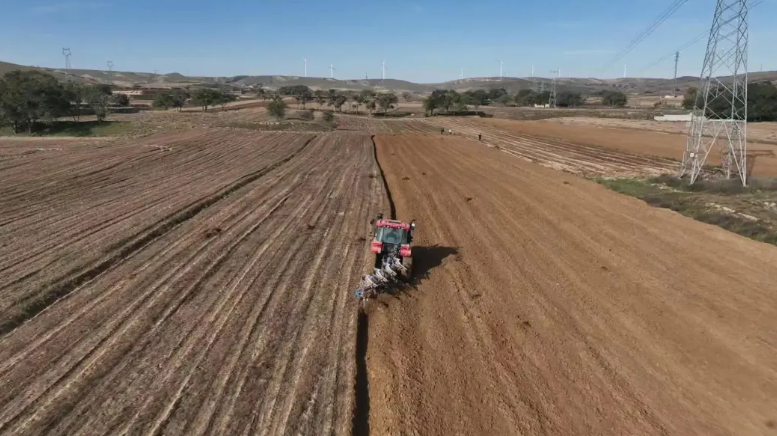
xmin=354 ymin=213 xmax=416 ymax=301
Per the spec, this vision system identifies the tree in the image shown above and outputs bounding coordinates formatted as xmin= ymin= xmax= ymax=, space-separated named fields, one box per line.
xmin=748 ymin=82 xmax=777 ymax=122
xmin=64 ymin=82 xmax=85 ymax=121
xmin=402 ymin=92 xmax=412 ymax=102
xmin=322 ymin=111 xmax=334 ymax=123
xmin=465 ymin=89 xmax=488 ymax=111
xmin=215 ymin=92 xmax=237 ymax=111
xmin=487 ymin=88 xmax=508 ymax=101
xmin=255 ymin=85 xmax=266 ymax=100
xmin=110 ymin=93 xmax=130 ymax=106
xmin=683 ymin=86 xmax=698 ymax=110
xmin=351 ymin=93 xmax=364 ymax=114
xmin=314 ymin=90 xmax=326 ymax=107
xmin=366 ymin=100 xmax=376 ymax=115
xmin=0 ymin=70 xmax=71 ymax=133
xmin=556 ymin=91 xmax=584 ymax=108
xmin=601 ymin=90 xmax=627 ymax=107
xmin=494 ymin=94 xmax=512 ymax=105
xmin=327 ymin=89 xmax=337 ymax=107
xmin=514 ymin=89 xmax=536 ymax=106
xmin=267 ymin=96 xmax=286 ymax=120
xmin=153 ymin=92 xmax=174 ymax=110
xmin=295 ymin=88 xmax=312 ymax=109
xmin=377 ymin=92 xmax=398 ymax=114
xmin=85 ymin=85 xmax=113 ymax=122
xmin=334 ymin=94 xmax=348 ymax=112
xmin=171 ymin=89 xmax=188 ymax=112
xmin=423 ymin=97 xmax=438 ymax=116
xmin=191 ymin=88 xmax=219 ymax=112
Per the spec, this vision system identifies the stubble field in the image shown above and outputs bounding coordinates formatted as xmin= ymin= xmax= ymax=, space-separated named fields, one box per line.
xmin=2 ymin=109 xmax=777 ymax=436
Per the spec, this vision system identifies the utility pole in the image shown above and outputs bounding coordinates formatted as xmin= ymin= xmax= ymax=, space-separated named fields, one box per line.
xmin=107 ymin=61 xmax=113 ymax=72
xmin=549 ymin=69 xmax=558 ymax=108
xmin=62 ymin=48 xmax=72 ymax=70
xmin=680 ymin=0 xmax=749 ymax=186
xmin=673 ymin=51 xmax=680 ymax=97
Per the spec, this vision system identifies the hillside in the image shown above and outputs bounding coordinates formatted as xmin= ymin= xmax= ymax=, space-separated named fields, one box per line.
xmin=1 ymin=60 xmax=775 ymax=95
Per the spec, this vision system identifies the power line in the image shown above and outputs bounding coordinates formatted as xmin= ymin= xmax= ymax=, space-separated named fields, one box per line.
xmin=638 ymin=0 xmax=766 ymax=74
xmin=602 ymin=0 xmax=688 ymax=72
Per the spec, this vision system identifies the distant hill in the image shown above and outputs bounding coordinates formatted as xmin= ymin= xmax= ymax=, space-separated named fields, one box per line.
xmin=1 ymin=60 xmax=775 ymax=96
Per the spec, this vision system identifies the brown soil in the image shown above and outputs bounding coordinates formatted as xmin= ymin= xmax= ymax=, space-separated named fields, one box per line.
xmin=417 ymin=118 xmax=677 ymax=177
xmin=369 ymin=133 xmax=777 ymax=436
xmin=544 ymin=117 xmax=777 ymax=144
xmin=0 ymin=131 xmax=383 ymax=435
xmin=474 ymin=117 xmax=777 ymax=177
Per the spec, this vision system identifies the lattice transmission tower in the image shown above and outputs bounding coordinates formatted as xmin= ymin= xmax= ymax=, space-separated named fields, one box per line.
xmin=680 ymin=0 xmax=749 ymax=185
xmin=62 ymin=48 xmax=72 ymax=70
xmin=549 ymin=70 xmax=558 ymax=108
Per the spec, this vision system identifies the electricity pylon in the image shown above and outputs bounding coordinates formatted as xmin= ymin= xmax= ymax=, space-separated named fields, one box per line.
xmin=680 ymin=0 xmax=749 ymax=185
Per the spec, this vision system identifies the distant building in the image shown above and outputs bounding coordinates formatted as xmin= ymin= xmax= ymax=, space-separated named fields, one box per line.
xmin=113 ymin=90 xmax=144 ymax=96
xmin=654 ymin=113 xmax=695 ymax=122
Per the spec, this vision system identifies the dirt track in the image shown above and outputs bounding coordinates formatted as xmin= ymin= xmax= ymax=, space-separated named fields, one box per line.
xmin=0 ymin=132 xmax=383 ymax=435
xmin=370 ymin=133 xmax=777 ymax=435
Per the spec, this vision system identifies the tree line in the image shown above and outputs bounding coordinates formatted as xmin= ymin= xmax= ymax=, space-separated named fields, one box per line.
xmin=682 ymin=82 xmax=777 ymax=122
xmin=153 ymin=88 xmax=238 ymax=112
xmin=0 ymin=70 xmax=135 ymax=133
xmin=420 ymin=88 xmax=628 ymax=116
xmin=264 ymin=86 xmax=401 ymax=120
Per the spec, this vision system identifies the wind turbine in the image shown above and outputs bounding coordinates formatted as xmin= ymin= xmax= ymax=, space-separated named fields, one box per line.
xmin=304 ymin=58 xmax=308 ymax=77
xmin=382 ymin=60 xmax=386 ymax=81
xmin=329 ymin=64 xmax=336 ymax=79
xmin=531 ymin=65 xmax=534 ymax=78
xmin=497 ymin=60 xmax=503 ymax=78
xmin=460 ymin=69 xmax=464 ymax=80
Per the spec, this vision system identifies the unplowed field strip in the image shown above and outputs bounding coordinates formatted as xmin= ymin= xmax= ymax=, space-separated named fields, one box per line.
xmin=0 ymin=130 xmax=314 ymax=330
xmin=334 ymin=115 xmax=440 ymax=134
xmin=370 ymin=133 xmax=777 ymax=436
xmin=0 ymin=132 xmax=384 ymax=435
xmin=419 ymin=117 xmax=678 ymax=177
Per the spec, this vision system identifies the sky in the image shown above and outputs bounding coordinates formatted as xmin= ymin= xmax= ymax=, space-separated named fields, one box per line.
xmin=0 ymin=0 xmax=775 ymax=82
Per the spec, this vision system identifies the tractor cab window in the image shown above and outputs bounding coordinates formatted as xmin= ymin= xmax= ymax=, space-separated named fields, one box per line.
xmin=376 ymin=227 xmax=405 ymax=245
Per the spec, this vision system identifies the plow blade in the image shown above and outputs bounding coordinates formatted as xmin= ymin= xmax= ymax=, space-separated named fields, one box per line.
xmin=354 ymin=259 xmax=407 ymax=300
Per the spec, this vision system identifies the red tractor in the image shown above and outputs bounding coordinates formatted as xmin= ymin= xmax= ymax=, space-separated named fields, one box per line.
xmin=355 ymin=213 xmax=416 ymax=301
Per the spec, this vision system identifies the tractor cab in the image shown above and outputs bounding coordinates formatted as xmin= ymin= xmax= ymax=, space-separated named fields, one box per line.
xmin=371 ymin=214 xmax=414 ymax=253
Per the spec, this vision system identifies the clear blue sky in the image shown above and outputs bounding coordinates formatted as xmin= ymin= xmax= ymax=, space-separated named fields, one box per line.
xmin=0 ymin=0 xmax=775 ymax=82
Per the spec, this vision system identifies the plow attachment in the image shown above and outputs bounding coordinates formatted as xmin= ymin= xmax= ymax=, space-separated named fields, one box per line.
xmin=354 ymin=258 xmax=408 ymax=301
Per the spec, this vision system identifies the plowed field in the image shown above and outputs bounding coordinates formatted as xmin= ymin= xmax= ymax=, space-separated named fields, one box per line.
xmin=0 ymin=131 xmax=384 ymax=435
xmin=420 ymin=118 xmax=678 ymax=177
xmin=369 ymin=133 xmax=777 ymax=436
